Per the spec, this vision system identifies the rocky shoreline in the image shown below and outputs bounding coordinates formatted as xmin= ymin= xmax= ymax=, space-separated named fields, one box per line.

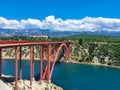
xmin=2 ymin=75 xmax=63 ymax=90
xmin=67 ymin=60 xmax=120 ymax=69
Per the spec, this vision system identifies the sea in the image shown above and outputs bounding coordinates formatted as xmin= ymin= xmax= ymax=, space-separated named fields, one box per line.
xmin=2 ymin=59 xmax=120 ymax=90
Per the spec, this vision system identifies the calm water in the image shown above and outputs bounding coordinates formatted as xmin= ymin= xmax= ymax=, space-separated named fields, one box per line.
xmin=2 ymin=59 xmax=120 ymax=90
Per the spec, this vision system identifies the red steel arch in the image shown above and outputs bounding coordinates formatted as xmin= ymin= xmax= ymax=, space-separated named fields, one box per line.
xmin=41 ymin=43 xmax=70 ymax=81
xmin=50 ymin=43 xmax=69 ymax=79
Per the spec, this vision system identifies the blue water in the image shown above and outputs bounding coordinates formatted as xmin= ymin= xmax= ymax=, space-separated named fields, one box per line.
xmin=2 ymin=59 xmax=120 ymax=90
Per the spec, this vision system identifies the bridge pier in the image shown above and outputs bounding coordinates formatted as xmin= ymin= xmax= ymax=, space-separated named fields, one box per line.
xmin=19 ymin=46 xmax=22 ymax=80
xmin=33 ymin=45 xmax=34 ymax=79
xmin=40 ymin=45 xmax=43 ymax=83
xmin=0 ymin=48 xmax=2 ymax=79
xmin=30 ymin=45 xmax=34 ymax=87
xmin=15 ymin=47 xmax=18 ymax=90
xmin=47 ymin=44 xmax=50 ymax=81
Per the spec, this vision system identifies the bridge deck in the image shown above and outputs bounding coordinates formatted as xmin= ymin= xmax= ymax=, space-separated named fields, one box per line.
xmin=0 ymin=41 xmax=70 ymax=48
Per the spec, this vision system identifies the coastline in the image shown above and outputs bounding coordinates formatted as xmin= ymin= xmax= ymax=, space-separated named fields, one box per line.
xmin=2 ymin=56 xmax=120 ymax=69
xmin=67 ymin=60 xmax=120 ymax=69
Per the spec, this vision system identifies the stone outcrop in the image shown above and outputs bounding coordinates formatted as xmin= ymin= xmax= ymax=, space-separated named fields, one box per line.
xmin=7 ymin=80 xmax=63 ymax=90
xmin=2 ymin=75 xmax=63 ymax=90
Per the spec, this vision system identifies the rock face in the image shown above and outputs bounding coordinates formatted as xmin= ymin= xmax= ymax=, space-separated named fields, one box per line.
xmin=7 ymin=80 xmax=63 ymax=90
xmin=69 ymin=40 xmax=120 ymax=66
xmin=0 ymin=80 xmax=12 ymax=90
xmin=2 ymin=75 xmax=63 ymax=90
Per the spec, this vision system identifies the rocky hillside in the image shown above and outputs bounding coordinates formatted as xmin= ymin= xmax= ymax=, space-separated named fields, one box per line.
xmin=70 ymin=40 xmax=120 ymax=66
xmin=2 ymin=46 xmax=40 ymax=60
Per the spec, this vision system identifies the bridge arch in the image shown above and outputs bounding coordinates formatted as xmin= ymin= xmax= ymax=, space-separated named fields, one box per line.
xmin=50 ymin=43 xmax=69 ymax=79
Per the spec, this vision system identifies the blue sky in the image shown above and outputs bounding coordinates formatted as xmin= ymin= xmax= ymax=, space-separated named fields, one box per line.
xmin=0 ymin=0 xmax=120 ymax=32
xmin=0 ymin=0 xmax=120 ymax=20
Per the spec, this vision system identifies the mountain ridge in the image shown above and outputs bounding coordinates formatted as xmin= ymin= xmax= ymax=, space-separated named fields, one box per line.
xmin=0 ymin=29 xmax=120 ymax=37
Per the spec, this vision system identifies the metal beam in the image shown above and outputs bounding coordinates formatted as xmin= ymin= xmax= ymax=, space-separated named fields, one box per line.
xmin=32 ymin=45 xmax=34 ymax=79
xmin=40 ymin=45 xmax=43 ymax=82
xmin=0 ymin=48 xmax=2 ymax=79
xmin=19 ymin=47 xmax=22 ymax=80
xmin=15 ymin=47 xmax=18 ymax=90
xmin=47 ymin=44 xmax=50 ymax=81
xmin=30 ymin=45 xmax=34 ymax=87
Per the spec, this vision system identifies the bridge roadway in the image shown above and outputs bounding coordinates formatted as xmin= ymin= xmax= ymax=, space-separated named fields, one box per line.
xmin=0 ymin=40 xmax=70 ymax=90
xmin=0 ymin=41 xmax=70 ymax=48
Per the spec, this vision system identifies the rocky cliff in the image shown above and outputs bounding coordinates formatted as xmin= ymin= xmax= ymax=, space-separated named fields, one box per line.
xmin=69 ymin=40 xmax=120 ymax=66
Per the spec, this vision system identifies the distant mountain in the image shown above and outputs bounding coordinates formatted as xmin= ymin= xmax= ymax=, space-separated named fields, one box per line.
xmin=0 ymin=29 xmax=120 ymax=37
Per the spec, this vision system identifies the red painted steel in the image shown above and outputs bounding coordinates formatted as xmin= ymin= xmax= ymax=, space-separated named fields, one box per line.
xmin=49 ymin=43 xmax=69 ymax=79
xmin=30 ymin=45 xmax=34 ymax=87
xmin=32 ymin=45 xmax=34 ymax=79
xmin=19 ymin=47 xmax=22 ymax=80
xmin=47 ymin=44 xmax=50 ymax=81
xmin=0 ymin=41 xmax=70 ymax=47
xmin=15 ymin=47 xmax=18 ymax=90
xmin=0 ymin=40 xmax=71 ymax=89
xmin=42 ymin=45 xmax=49 ymax=80
xmin=43 ymin=65 xmax=48 ymax=80
xmin=40 ymin=45 xmax=43 ymax=81
xmin=0 ymin=48 xmax=2 ymax=79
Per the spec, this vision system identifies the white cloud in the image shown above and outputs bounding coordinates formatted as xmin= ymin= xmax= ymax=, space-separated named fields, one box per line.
xmin=0 ymin=15 xmax=120 ymax=32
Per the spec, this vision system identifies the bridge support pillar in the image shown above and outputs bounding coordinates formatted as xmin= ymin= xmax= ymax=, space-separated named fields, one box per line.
xmin=30 ymin=45 xmax=34 ymax=87
xmin=15 ymin=47 xmax=18 ymax=90
xmin=0 ymin=48 xmax=2 ymax=79
xmin=40 ymin=45 xmax=43 ymax=83
xmin=32 ymin=46 xmax=34 ymax=79
xmin=19 ymin=47 xmax=22 ymax=80
xmin=47 ymin=44 xmax=50 ymax=82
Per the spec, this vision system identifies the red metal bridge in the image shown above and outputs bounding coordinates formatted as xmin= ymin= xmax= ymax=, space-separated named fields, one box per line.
xmin=0 ymin=41 xmax=71 ymax=90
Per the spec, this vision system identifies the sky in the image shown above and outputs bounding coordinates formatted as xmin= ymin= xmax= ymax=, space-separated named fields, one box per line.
xmin=0 ymin=0 xmax=120 ymax=32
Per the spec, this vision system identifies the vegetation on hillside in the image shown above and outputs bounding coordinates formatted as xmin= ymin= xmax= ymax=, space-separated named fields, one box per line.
xmin=70 ymin=41 xmax=120 ymax=66
xmin=1 ymin=34 xmax=120 ymax=66
xmin=0 ymin=36 xmax=49 ymax=41
xmin=51 ymin=34 xmax=120 ymax=43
